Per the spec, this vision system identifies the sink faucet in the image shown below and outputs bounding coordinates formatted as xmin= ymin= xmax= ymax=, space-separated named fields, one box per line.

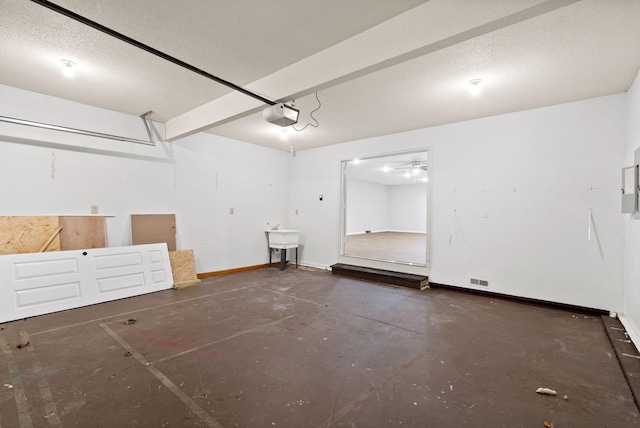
xmin=273 ymin=224 xmax=280 ymax=230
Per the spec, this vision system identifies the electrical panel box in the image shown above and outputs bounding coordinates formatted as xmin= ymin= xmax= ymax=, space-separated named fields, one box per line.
xmin=622 ymin=146 xmax=640 ymax=216
xmin=622 ymin=165 xmax=638 ymax=214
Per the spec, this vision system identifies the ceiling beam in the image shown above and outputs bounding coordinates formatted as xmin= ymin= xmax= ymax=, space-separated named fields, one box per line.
xmin=165 ymin=0 xmax=580 ymax=142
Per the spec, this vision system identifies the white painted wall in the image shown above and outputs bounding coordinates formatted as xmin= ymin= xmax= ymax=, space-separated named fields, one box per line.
xmin=345 ymin=178 xmax=389 ymax=234
xmin=388 ymin=184 xmax=427 ymax=233
xmin=622 ymin=70 xmax=640 ymax=344
xmin=0 ymin=85 xmax=291 ymax=273
xmin=0 ymin=84 xmax=631 ymax=315
xmin=345 ymin=180 xmax=427 ymax=234
xmin=289 ymin=94 xmax=627 ymax=312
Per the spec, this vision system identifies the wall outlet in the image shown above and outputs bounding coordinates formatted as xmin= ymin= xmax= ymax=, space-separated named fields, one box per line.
xmin=295 ymin=209 xmax=299 ymax=215
xmin=471 ymin=278 xmax=489 ymax=287
xmin=229 ymin=208 xmax=234 ymax=215
xmin=483 ymin=209 xmax=489 ymax=218
xmin=91 ymin=205 xmax=99 ymax=214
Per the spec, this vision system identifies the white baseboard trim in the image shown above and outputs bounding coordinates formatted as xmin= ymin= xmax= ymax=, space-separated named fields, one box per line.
xmin=346 ymin=229 xmax=427 ymax=235
xmin=299 ymin=262 xmax=331 ymax=271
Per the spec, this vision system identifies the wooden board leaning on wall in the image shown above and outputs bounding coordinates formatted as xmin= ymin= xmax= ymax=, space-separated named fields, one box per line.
xmin=0 ymin=216 xmax=106 ymax=255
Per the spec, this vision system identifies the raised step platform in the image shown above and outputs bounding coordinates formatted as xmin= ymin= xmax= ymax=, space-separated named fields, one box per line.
xmin=330 ymin=263 xmax=429 ymax=290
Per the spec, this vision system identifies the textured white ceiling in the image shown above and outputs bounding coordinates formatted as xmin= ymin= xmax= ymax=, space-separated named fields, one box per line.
xmin=0 ymin=0 xmax=425 ymax=121
xmin=1 ymin=0 xmax=639 ymax=152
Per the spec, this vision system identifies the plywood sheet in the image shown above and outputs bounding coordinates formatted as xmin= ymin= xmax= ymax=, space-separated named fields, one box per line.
xmin=169 ymin=249 xmax=201 ymax=289
xmin=0 ymin=216 xmax=61 ymax=255
xmin=131 ymin=214 xmax=176 ymax=251
xmin=59 ymin=216 xmax=106 ymax=250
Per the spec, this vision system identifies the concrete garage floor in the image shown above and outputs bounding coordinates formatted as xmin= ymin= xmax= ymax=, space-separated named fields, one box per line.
xmin=1 ymin=268 xmax=639 ymax=427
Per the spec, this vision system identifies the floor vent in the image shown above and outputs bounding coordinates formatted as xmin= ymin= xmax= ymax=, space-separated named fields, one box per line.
xmin=471 ymin=278 xmax=489 ymax=287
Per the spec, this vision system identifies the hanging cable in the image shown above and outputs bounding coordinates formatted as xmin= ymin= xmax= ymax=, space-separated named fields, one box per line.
xmin=292 ymin=92 xmax=321 ymax=132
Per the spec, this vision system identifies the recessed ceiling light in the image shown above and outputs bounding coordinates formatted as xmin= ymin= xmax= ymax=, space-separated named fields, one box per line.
xmin=60 ymin=59 xmax=76 ymax=78
xmin=469 ymin=78 xmax=482 ymax=95
xmin=280 ymin=127 xmax=289 ymax=141
xmin=352 ymin=159 xmax=361 ymax=165
xmin=382 ymin=166 xmax=390 ymax=173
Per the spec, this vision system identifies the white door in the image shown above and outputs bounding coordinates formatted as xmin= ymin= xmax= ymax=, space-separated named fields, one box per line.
xmin=0 ymin=244 xmax=173 ymax=323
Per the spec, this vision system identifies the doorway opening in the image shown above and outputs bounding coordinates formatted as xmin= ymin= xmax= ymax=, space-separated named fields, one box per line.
xmin=341 ymin=149 xmax=430 ymax=267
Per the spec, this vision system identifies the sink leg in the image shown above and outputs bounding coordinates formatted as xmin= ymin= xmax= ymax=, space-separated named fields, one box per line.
xmin=280 ymin=249 xmax=287 ymax=270
xmin=269 ymin=247 xmax=272 ymax=267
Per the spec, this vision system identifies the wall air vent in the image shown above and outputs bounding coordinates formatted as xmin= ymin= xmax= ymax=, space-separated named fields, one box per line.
xmin=471 ymin=278 xmax=489 ymax=287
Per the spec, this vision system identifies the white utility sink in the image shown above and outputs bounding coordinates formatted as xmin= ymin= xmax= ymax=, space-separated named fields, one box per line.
xmin=265 ymin=229 xmax=300 ymax=249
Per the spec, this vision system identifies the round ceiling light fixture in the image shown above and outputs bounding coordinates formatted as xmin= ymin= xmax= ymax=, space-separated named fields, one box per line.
xmin=469 ymin=78 xmax=483 ymax=96
xmin=60 ymin=59 xmax=77 ymax=78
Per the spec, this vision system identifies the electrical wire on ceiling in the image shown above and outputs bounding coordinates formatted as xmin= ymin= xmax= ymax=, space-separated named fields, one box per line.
xmin=29 ymin=0 xmax=277 ymax=107
xmin=292 ymin=92 xmax=321 ymax=132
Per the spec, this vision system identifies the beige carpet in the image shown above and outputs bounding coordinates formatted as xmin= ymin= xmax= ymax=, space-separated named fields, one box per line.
xmin=344 ymin=231 xmax=427 ymax=265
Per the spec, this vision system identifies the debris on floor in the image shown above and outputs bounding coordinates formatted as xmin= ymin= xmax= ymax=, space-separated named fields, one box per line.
xmin=4 ymin=384 xmax=13 ymax=389
xmin=622 ymin=353 xmax=640 ymax=360
xmin=543 ymin=421 xmax=555 ymax=428
xmin=125 ymin=351 xmax=132 ymax=357
xmin=16 ymin=341 xmax=30 ymax=349
xmin=536 ymin=387 xmax=557 ymax=396
xmin=563 ymin=395 xmax=569 ymax=400
xmin=124 ymin=319 xmax=137 ymax=325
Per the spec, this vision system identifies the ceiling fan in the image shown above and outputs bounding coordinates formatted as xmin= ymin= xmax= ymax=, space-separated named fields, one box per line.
xmin=393 ymin=161 xmax=428 ymax=171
